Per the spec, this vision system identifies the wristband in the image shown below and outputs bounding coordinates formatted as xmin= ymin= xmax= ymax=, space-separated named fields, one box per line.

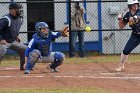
xmin=123 ymin=17 xmax=129 ymax=22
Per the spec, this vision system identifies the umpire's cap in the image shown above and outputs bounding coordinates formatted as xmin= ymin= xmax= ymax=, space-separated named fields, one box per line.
xmin=9 ymin=2 xmax=21 ymax=9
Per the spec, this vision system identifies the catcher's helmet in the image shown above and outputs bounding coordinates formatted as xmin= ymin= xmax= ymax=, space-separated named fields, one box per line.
xmin=35 ymin=22 xmax=49 ymax=38
xmin=127 ymin=0 xmax=139 ymax=8
xmin=9 ymin=2 xmax=23 ymax=17
xmin=35 ymin=22 xmax=49 ymax=32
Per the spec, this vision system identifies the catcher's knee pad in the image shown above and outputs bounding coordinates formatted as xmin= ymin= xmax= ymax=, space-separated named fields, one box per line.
xmin=0 ymin=45 xmax=7 ymax=56
xmin=123 ymin=50 xmax=130 ymax=55
xmin=29 ymin=49 xmax=41 ymax=63
xmin=0 ymin=45 xmax=7 ymax=62
xmin=54 ymin=52 xmax=65 ymax=66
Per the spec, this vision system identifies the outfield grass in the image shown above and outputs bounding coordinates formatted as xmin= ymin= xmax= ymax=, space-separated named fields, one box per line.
xmin=0 ymin=88 xmax=118 ymax=93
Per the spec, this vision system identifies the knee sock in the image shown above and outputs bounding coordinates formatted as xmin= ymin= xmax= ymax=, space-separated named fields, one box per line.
xmin=120 ymin=53 xmax=128 ymax=64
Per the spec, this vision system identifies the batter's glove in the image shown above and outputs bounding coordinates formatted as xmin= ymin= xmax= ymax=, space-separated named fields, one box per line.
xmin=132 ymin=16 xmax=140 ymax=30
xmin=133 ymin=15 xmax=140 ymax=24
xmin=61 ymin=26 xmax=69 ymax=37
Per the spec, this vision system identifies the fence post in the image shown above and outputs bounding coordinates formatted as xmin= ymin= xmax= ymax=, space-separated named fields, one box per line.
xmin=83 ymin=0 xmax=89 ymax=24
xmin=68 ymin=0 xmax=72 ymax=57
xmin=98 ymin=0 xmax=103 ymax=53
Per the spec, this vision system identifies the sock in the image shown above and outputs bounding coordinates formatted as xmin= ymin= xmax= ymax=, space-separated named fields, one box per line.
xmin=120 ymin=53 xmax=128 ymax=64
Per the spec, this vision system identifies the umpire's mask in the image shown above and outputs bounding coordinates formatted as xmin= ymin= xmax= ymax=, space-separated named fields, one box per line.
xmin=9 ymin=2 xmax=23 ymax=18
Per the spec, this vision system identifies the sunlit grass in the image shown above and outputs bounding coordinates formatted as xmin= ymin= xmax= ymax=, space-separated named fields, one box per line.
xmin=0 ymin=53 xmax=140 ymax=66
xmin=0 ymin=88 xmax=118 ymax=93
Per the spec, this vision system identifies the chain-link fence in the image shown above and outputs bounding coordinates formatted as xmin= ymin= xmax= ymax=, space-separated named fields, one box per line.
xmin=0 ymin=0 xmax=140 ymax=56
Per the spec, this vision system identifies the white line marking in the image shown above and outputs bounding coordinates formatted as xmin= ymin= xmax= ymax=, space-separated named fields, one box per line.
xmin=0 ymin=75 xmax=140 ymax=80
xmin=20 ymin=76 xmax=44 ymax=78
xmin=99 ymin=73 xmax=140 ymax=76
xmin=53 ymin=76 xmax=140 ymax=80
xmin=0 ymin=67 xmax=19 ymax=71
xmin=0 ymin=76 xmax=14 ymax=78
xmin=99 ymin=73 xmax=120 ymax=75
xmin=0 ymin=75 xmax=44 ymax=78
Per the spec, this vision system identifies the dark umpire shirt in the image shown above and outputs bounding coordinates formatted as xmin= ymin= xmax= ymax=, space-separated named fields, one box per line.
xmin=0 ymin=13 xmax=22 ymax=43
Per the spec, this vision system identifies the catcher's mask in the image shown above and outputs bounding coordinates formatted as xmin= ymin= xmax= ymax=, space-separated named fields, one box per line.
xmin=35 ymin=22 xmax=49 ymax=38
xmin=9 ymin=2 xmax=23 ymax=18
xmin=127 ymin=0 xmax=139 ymax=9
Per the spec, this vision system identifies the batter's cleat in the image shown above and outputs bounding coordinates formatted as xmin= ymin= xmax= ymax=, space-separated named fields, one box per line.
xmin=24 ymin=70 xmax=30 ymax=74
xmin=115 ymin=64 xmax=124 ymax=72
xmin=47 ymin=64 xmax=59 ymax=73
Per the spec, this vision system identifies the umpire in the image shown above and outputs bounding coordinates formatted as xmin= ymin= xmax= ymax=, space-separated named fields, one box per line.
xmin=0 ymin=2 xmax=27 ymax=70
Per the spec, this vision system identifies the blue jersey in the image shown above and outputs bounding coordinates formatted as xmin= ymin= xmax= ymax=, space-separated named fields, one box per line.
xmin=25 ymin=31 xmax=61 ymax=57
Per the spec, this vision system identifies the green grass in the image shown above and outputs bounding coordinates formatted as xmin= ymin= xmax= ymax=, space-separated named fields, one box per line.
xmin=0 ymin=88 xmax=118 ymax=93
xmin=1 ymin=54 xmax=140 ymax=66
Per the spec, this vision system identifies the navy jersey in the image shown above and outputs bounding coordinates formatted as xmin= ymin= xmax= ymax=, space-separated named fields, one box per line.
xmin=123 ymin=9 xmax=140 ymax=35
xmin=25 ymin=31 xmax=61 ymax=57
xmin=0 ymin=14 xmax=22 ymax=42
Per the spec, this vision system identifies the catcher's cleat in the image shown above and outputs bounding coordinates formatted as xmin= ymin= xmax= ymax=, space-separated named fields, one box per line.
xmin=20 ymin=67 xmax=25 ymax=71
xmin=47 ymin=64 xmax=59 ymax=73
xmin=24 ymin=70 xmax=30 ymax=74
xmin=69 ymin=55 xmax=75 ymax=58
xmin=115 ymin=64 xmax=124 ymax=72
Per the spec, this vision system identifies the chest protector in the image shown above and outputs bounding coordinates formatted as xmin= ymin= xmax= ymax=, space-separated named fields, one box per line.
xmin=33 ymin=32 xmax=52 ymax=56
xmin=1 ymin=14 xmax=22 ymax=42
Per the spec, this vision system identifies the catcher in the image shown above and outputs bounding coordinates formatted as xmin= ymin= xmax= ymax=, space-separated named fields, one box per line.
xmin=115 ymin=0 xmax=140 ymax=71
xmin=24 ymin=22 xmax=68 ymax=74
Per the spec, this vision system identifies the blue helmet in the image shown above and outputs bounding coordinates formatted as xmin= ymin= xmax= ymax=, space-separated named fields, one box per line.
xmin=35 ymin=22 xmax=49 ymax=32
xmin=35 ymin=22 xmax=49 ymax=38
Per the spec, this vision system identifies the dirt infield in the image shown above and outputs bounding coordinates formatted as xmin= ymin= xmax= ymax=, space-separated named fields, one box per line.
xmin=0 ymin=62 xmax=140 ymax=93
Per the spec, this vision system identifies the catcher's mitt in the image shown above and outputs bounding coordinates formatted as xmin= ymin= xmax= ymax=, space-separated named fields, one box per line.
xmin=61 ymin=26 xmax=69 ymax=37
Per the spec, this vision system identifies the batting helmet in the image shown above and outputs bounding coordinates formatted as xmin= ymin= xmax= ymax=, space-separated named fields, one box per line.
xmin=127 ymin=0 xmax=139 ymax=5
xmin=127 ymin=0 xmax=139 ymax=8
xmin=73 ymin=0 xmax=80 ymax=1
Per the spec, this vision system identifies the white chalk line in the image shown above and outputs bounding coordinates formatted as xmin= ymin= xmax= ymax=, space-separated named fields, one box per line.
xmin=0 ymin=75 xmax=44 ymax=78
xmin=0 ymin=67 xmax=140 ymax=80
xmin=0 ymin=67 xmax=19 ymax=71
xmin=99 ymin=73 xmax=140 ymax=76
xmin=53 ymin=75 xmax=140 ymax=80
xmin=0 ymin=75 xmax=140 ymax=80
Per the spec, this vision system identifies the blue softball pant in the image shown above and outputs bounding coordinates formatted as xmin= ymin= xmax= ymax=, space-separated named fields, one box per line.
xmin=123 ymin=34 xmax=140 ymax=55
